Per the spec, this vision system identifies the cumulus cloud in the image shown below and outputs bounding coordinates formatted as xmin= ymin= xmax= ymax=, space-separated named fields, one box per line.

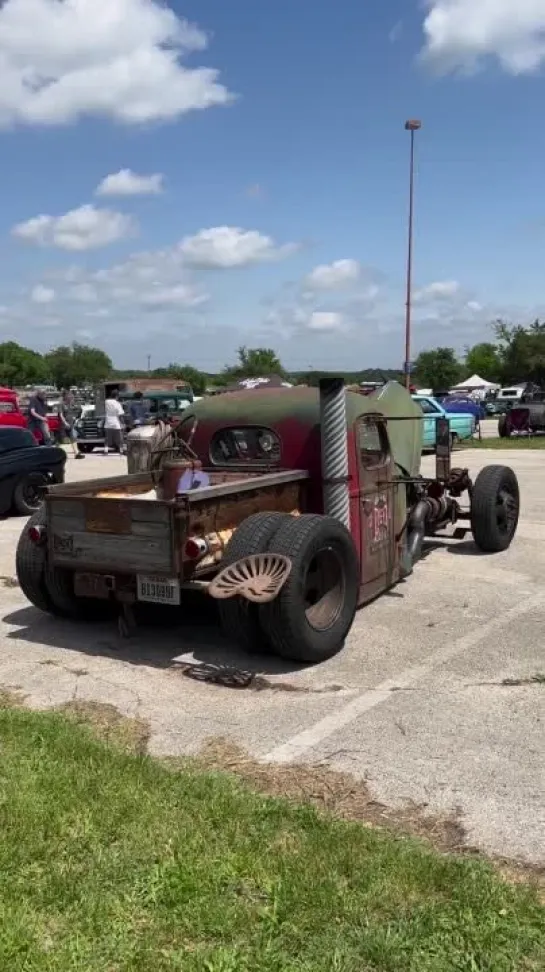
xmin=0 ymin=0 xmax=234 ymax=128
xmin=414 ymin=280 xmax=461 ymax=301
xmin=95 ymin=169 xmax=164 ymax=197
xmin=307 ymin=311 xmax=345 ymax=331
xmin=305 ymin=259 xmax=361 ymax=290
xmin=179 ymin=226 xmax=297 ymax=268
xmin=12 ymin=204 xmax=137 ymax=250
xmin=30 ymin=284 xmax=55 ymax=304
xmin=422 ymin=0 xmax=545 ymax=74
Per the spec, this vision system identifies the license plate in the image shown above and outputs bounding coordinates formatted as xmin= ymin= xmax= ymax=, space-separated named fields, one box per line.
xmin=137 ymin=575 xmax=180 ymax=605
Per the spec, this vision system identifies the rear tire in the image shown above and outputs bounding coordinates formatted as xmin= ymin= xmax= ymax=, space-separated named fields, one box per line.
xmin=15 ymin=510 xmax=51 ymax=612
xmin=470 ymin=465 xmax=519 ymax=553
xmin=260 ymin=514 xmax=359 ymax=664
xmin=218 ymin=512 xmax=291 ymax=652
xmin=16 ymin=510 xmax=90 ymax=618
xmin=77 ymin=443 xmax=94 ymax=454
xmin=498 ymin=415 xmax=510 ymax=438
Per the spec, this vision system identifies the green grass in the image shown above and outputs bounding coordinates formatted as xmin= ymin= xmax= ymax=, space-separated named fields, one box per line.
xmin=0 ymin=705 xmax=544 ymax=971
xmin=467 ymin=436 xmax=545 ymax=449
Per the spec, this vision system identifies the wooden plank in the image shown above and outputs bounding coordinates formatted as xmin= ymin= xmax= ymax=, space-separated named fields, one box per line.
xmin=179 ymin=469 xmax=309 ymax=504
xmin=49 ymin=531 xmax=172 ymax=572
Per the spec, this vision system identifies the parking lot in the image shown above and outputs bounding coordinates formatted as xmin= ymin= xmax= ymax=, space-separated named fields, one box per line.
xmin=0 ymin=444 xmax=543 ymax=868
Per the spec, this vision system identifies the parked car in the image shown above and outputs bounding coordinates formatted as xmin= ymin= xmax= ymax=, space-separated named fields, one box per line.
xmin=73 ymin=406 xmax=107 ymax=453
xmin=0 ymin=426 xmax=66 ymax=516
xmin=412 ymin=395 xmax=475 ymax=450
xmin=441 ymin=396 xmax=486 ymax=423
xmin=0 ymin=387 xmax=28 ymax=432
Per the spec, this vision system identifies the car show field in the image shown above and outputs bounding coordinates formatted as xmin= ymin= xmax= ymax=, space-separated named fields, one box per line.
xmin=0 ymin=443 xmax=543 ymax=870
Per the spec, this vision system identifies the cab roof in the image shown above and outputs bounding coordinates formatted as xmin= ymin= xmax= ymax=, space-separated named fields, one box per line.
xmin=186 ymin=381 xmax=424 ymax=476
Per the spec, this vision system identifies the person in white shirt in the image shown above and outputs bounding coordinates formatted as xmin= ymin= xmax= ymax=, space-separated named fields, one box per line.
xmin=103 ymin=390 xmax=125 ymax=454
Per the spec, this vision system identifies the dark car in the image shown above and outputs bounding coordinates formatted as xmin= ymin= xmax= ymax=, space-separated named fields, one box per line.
xmin=0 ymin=427 xmax=66 ymax=516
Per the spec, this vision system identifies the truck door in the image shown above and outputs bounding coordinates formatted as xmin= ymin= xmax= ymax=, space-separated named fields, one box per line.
xmin=356 ymin=415 xmax=396 ymax=600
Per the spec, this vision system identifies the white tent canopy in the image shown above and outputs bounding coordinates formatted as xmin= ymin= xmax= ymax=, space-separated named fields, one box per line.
xmin=451 ymin=374 xmax=499 ymax=390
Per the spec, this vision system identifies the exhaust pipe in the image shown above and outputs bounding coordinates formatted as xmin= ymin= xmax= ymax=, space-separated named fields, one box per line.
xmin=319 ymin=377 xmax=350 ymax=529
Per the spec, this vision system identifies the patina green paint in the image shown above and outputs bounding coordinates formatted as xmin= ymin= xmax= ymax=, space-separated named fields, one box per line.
xmin=185 ymin=382 xmax=423 ymax=476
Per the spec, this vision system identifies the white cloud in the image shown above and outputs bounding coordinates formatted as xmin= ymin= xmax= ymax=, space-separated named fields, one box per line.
xmin=141 ymin=284 xmax=209 ymax=308
xmin=414 ymin=280 xmax=460 ymax=301
xmin=308 ymin=311 xmax=345 ymax=331
xmin=423 ymin=0 xmax=545 ymax=74
xmin=12 ymin=204 xmax=136 ymax=251
xmin=179 ymin=226 xmax=297 ymax=268
xmin=30 ymin=284 xmax=55 ymax=303
xmin=0 ymin=0 xmax=234 ymax=128
xmin=96 ymin=169 xmax=164 ymax=197
xmin=305 ymin=259 xmax=360 ymax=290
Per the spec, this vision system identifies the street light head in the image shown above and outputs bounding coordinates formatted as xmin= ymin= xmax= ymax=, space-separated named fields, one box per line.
xmin=405 ymin=119 xmax=422 ymax=131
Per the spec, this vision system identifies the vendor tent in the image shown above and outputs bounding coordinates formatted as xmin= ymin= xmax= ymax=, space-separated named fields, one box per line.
xmin=451 ymin=374 xmax=499 ymax=391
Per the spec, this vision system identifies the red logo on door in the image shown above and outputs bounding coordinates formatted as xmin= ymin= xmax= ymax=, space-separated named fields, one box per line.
xmin=365 ymin=495 xmax=390 ymax=547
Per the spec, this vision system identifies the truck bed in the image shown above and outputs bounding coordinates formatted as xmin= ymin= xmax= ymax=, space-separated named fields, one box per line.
xmin=45 ymin=468 xmax=308 ymax=575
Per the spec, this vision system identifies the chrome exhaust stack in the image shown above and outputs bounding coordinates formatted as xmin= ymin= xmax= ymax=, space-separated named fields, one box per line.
xmin=319 ymin=377 xmax=350 ymax=529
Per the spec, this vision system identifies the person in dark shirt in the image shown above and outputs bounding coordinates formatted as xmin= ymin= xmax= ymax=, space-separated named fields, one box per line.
xmin=58 ymin=389 xmax=84 ymax=459
xmin=128 ymin=391 xmax=147 ymax=427
xmin=28 ymin=390 xmax=51 ymax=444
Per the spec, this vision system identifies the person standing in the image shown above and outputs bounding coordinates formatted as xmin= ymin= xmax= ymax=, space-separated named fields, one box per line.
xmin=58 ymin=389 xmax=84 ymax=459
xmin=27 ymin=389 xmax=51 ymax=445
xmin=104 ymin=389 xmax=125 ymax=454
xmin=127 ymin=390 xmax=147 ymax=427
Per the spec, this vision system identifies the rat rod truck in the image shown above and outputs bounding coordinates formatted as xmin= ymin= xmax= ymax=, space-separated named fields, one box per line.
xmin=16 ymin=379 xmax=520 ymax=663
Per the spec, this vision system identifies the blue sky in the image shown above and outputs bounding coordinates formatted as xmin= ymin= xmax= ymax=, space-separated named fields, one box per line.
xmin=1 ymin=0 xmax=544 ymax=371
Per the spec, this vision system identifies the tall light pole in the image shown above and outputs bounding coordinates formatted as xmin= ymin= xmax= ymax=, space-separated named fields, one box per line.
xmin=404 ymin=119 xmax=421 ymax=391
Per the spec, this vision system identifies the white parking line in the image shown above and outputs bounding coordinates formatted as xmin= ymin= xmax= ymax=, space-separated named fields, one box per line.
xmin=263 ymin=591 xmax=545 ymax=765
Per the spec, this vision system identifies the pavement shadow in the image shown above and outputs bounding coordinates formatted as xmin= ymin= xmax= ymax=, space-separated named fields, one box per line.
xmin=2 ymin=597 xmax=305 ymax=677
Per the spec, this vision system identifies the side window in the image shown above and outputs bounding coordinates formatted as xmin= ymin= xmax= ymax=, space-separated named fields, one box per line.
xmin=358 ymin=418 xmax=388 ymax=468
xmin=0 ymin=402 xmax=15 ymax=413
xmin=418 ymin=399 xmax=439 ymax=415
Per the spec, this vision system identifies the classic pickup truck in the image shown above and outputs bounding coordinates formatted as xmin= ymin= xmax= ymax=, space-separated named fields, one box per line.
xmin=16 ymin=379 xmax=519 ymax=664
xmin=412 ymin=395 xmax=475 ymax=449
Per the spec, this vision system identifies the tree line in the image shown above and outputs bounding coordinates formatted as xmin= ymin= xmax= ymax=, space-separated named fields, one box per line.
xmin=413 ymin=320 xmax=545 ymax=391
xmin=0 ymin=320 xmax=542 ymax=394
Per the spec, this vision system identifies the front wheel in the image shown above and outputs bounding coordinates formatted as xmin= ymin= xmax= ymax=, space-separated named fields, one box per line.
xmin=470 ymin=465 xmax=519 ymax=553
xmin=13 ymin=472 xmax=48 ymax=516
xmin=260 ymin=515 xmax=359 ymax=663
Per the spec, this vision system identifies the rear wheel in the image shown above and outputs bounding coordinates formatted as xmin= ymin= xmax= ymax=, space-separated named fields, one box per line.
xmin=76 ymin=443 xmax=95 ymax=454
xmin=218 ymin=512 xmax=291 ymax=652
xmin=16 ymin=510 xmax=95 ymax=618
xmin=498 ymin=414 xmax=510 ymax=438
xmin=260 ymin=515 xmax=359 ymax=663
xmin=470 ymin=465 xmax=519 ymax=552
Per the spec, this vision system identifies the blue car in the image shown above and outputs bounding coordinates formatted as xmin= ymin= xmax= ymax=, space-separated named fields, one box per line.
xmin=441 ymin=396 xmax=486 ymax=423
xmin=412 ymin=395 xmax=476 ymax=450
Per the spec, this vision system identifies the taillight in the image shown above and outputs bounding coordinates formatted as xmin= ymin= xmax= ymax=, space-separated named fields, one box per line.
xmin=184 ymin=536 xmax=208 ymax=560
xmin=28 ymin=524 xmax=46 ymax=546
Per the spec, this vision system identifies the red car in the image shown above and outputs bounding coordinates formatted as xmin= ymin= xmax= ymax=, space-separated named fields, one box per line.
xmin=0 ymin=388 xmax=62 ymax=443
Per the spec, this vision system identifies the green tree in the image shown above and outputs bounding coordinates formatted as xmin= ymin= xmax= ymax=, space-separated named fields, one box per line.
xmin=46 ymin=343 xmax=113 ymax=389
xmin=494 ymin=319 xmax=545 ymax=385
xmin=464 ymin=342 xmax=502 ymax=383
xmin=0 ymin=341 xmax=48 ymax=387
xmin=151 ymin=363 xmax=208 ymax=395
xmin=414 ymin=347 xmax=462 ymax=390
xmin=223 ymin=346 xmax=286 ymax=382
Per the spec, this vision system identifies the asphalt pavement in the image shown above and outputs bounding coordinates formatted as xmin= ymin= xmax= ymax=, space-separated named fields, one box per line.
xmin=0 ymin=443 xmax=543 ymax=868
